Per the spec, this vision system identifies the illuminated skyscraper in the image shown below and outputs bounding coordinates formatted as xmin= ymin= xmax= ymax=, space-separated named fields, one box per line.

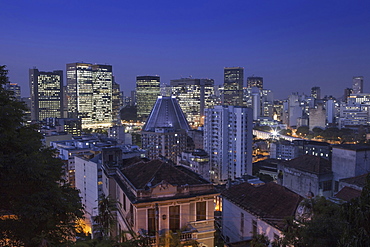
xmin=4 ymin=82 xmax=21 ymax=101
xmin=353 ymin=76 xmax=364 ymax=94
xmin=136 ymin=75 xmax=160 ymax=121
xmin=222 ymin=67 xmax=244 ymax=106
xmin=29 ymin=68 xmax=63 ymax=121
xmin=170 ymin=78 xmax=215 ymax=127
xmin=247 ymin=76 xmax=263 ymax=90
xmin=66 ymin=63 xmax=113 ymax=128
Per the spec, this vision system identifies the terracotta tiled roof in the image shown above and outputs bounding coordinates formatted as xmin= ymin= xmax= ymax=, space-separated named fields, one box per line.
xmin=340 ymin=173 xmax=369 ymax=188
xmin=285 ymin=155 xmax=331 ymax=175
xmin=222 ymin=182 xmax=303 ymax=230
xmin=121 ymin=158 xmax=210 ymax=189
xmin=334 ymin=186 xmax=362 ymax=202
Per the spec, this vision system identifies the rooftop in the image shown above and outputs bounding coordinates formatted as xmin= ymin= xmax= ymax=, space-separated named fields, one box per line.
xmin=222 ymin=182 xmax=303 ymax=230
xmin=340 ymin=173 xmax=369 ymax=188
xmin=332 ymin=144 xmax=370 ymax=151
xmin=285 ymin=155 xmax=331 ymax=175
xmin=143 ymin=96 xmax=190 ymax=132
xmin=120 ymin=158 xmax=211 ymax=189
xmin=334 ymin=186 xmax=362 ymax=202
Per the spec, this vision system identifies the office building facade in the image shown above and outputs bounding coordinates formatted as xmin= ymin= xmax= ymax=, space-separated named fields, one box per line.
xmin=136 ymin=75 xmax=160 ymax=121
xmin=170 ymin=78 xmax=215 ymax=128
xmin=4 ymin=83 xmax=21 ymax=101
xmin=247 ymin=76 xmax=263 ymax=90
xmin=353 ymin=76 xmax=364 ymax=94
xmin=29 ymin=68 xmax=63 ymax=121
xmin=222 ymin=67 xmax=244 ymax=106
xmin=66 ymin=63 xmax=113 ymax=128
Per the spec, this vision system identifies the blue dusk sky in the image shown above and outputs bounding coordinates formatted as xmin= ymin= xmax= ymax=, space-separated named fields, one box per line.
xmin=1 ymin=0 xmax=370 ymax=99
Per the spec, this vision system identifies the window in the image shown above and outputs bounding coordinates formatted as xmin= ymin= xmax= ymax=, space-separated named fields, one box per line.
xmin=335 ymin=181 xmax=339 ymax=192
xmin=196 ymin=201 xmax=206 ymax=221
xmin=122 ymin=193 xmax=126 ymax=211
xmin=252 ymin=220 xmax=257 ymax=236
xmin=322 ymin=180 xmax=332 ymax=191
xmin=169 ymin=205 xmax=180 ymax=232
xmin=240 ymin=212 xmax=244 ymax=234
xmin=148 ymin=208 xmax=155 ymax=235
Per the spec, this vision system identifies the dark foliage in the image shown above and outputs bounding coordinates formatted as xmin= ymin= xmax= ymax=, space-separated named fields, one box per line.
xmin=0 ymin=65 xmax=84 ymax=246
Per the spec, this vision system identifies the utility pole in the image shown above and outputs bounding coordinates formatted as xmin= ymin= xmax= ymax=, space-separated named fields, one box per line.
xmin=155 ymin=203 xmax=160 ymax=247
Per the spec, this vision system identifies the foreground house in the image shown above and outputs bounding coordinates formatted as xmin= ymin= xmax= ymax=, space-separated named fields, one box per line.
xmin=108 ymin=157 xmax=219 ymax=246
xmin=222 ymin=182 xmax=303 ymax=245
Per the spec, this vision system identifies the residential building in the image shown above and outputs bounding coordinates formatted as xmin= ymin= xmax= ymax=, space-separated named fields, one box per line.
xmin=170 ymin=78 xmax=215 ymax=128
xmin=141 ymin=96 xmax=190 ymax=162
xmin=331 ymin=144 xmax=370 ymax=193
xmin=222 ymin=182 xmax=303 ymax=245
xmin=309 ymin=103 xmax=326 ymax=130
xmin=223 ymin=67 xmax=244 ymax=106
xmin=204 ymin=105 xmax=253 ymax=184
xmin=278 ymin=155 xmax=333 ymax=198
xmin=108 ymin=158 xmax=219 ymax=246
xmin=136 ymin=75 xmax=160 ymax=121
xmin=177 ymin=149 xmax=211 ymax=181
xmin=29 ymin=68 xmax=63 ymax=121
xmin=269 ymin=140 xmax=331 ymax=161
xmin=334 ymin=173 xmax=368 ymax=202
xmin=66 ymin=63 xmax=113 ymax=128
xmin=43 ymin=117 xmax=82 ymax=136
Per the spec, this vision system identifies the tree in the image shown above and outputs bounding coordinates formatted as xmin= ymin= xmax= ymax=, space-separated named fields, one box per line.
xmin=279 ymin=197 xmax=345 ymax=247
xmin=251 ymin=233 xmax=270 ymax=247
xmin=0 ymin=65 xmax=84 ymax=246
xmin=279 ymin=129 xmax=292 ymax=136
xmin=339 ymin=175 xmax=370 ymax=246
xmin=296 ymin=126 xmax=309 ymax=137
xmin=94 ymin=196 xmax=119 ymax=240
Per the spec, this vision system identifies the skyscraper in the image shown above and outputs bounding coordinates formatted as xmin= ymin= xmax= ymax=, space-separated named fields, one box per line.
xmin=353 ymin=76 xmax=364 ymax=94
xmin=311 ymin=86 xmax=321 ymax=99
xmin=66 ymin=63 xmax=113 ymax=128
xmin=141 ymin=96 xmax=190 ymax=162
xmin=170 ymin=78 xmax=215 ymax=127
xmin=112 ymin=79 xmax=123 ymax=123
xmin=247 ymin=76 xmax=263 ymax=90
xmin=136 ymin=75 xmax=160 ymax=121
xmin=4 ymin=83 xmax=21 ymax=101
xmin=29 ymin=68 xmax=63 ymax=121
xmin=222 ymin=67 xmax=244 ymax=106
xmin=204 ymin=105 xmax=253 ymax=184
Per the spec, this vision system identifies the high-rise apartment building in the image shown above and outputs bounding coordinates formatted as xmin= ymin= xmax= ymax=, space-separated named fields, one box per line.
xmin=222 ymin=67 xmax=244 ymax=106
xmin=204 ymin=105 xmax=253 ymax=184
xmin=4 ymin=83 xmax=21 ymax=101
xmin=29 ymin=68 xmax=63 ymax=121
xmin=247 ymin=76 xmax=263 ymax=90
xmin=353 ymin=76 xmax=364 ymax=94
xmin=136 ymin=75 xmax=160 ymax=121
xmin=141 ymin=96 xmax=190 ymax=162
xmin=170 ymin=78 xmax=215 ymax=127
xmin=66 ymin=63 xmax=113 ymax=128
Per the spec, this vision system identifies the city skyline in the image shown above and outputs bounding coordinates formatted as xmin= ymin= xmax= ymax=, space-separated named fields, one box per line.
xmin=2 ymin=0 xmax=370 ymax=99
